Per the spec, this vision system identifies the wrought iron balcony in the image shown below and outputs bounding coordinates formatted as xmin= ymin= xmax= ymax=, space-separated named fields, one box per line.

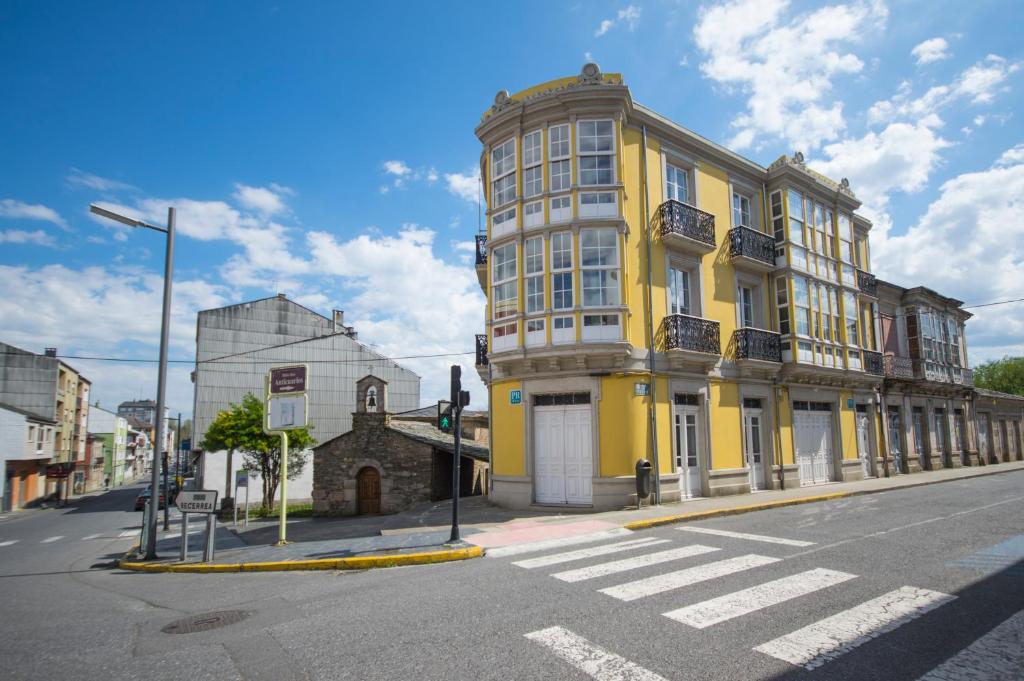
xmin=728 ymin=226 xmax=776 ymax=270
xmin=475 ymin=334 xmax=488 ymax=366
xmin=857 ymin=269 xmax=878 ymax=296
xmin=863 ymin=350 xmax=885 ymax=376
xmin=658 ymin=200 xmax=716 ymax=253
xmin=475 ymin=234 xmax=487 ymax=266
xmin=883 ymin=355 xmax=914 ymax=379
xmin=661 ymin=314 xmax=720 ymax=355
xmin=733 ymin=328 xmax=782 ymax=362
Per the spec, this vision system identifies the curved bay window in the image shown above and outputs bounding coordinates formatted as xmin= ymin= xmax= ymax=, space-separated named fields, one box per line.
xmin=491 ymin=242 xmax=518 ymax=352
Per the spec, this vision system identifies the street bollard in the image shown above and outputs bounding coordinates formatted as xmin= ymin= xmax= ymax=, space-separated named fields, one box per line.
xmin=202 ymin=513 xmax=216 ymax=562
xmin=179 ymin=512 xmax=189 ymax=562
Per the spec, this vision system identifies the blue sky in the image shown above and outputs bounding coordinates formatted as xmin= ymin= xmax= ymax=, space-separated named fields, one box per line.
xmin=1 ymin=0 xmax=1022 ymax=417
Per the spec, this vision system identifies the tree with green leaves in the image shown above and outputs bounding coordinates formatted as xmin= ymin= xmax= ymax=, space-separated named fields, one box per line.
xmin=201 ymin=394 xmax=315 ymax=510
xmin=973 ymin=356 xmax=1024 ymax=396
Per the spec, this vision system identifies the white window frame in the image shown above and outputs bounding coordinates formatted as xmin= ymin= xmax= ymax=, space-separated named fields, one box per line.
xmin=524 ymin=236 xmax=544 ymax=314
xmin=522 ymin=129 xmax=543 ymax=199
xmin=523 ymin=200 xmax=544 ymax=229
xmin=793 ymin=275 xmax=811 ymax=337
xmin=787 ymin=188 xmax=805 ymax=246
xmin=552 ymin=315 xmax=575 ymax=344
xmin=491 ymin=242 xmax=518 ymax=323
xmin=550 ymin=195 xmax=571 ymax=223
xmin=732 ymin=191 xmax=752 ymax=229
xmin=580 ymin=228 xmax=620 ymax=308
xmin=525 ymin=318 xmax=546 ymax=348
xmin=550 ymin=232 xmax=573 ymax=311
xmin=576 ymin=119 xmax=615 ymax=187
xmin=578 ymin=191 xmax=617 ymax=218
xmin=582 ymin=313 xmax=621 ymax=342
xmin=666 ymin=162 xmax=689 ymax=204
xmin=490 ymin=138 xmax=516 ymax=208
xmin=491 ymin=206 xmax=517 ymax=239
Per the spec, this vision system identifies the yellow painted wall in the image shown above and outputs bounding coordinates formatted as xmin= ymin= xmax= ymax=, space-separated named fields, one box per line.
xmin=491 ymin=380 xmax=525 ymax=476
xmin=777 ymin=387 xmax=795 ymax=465
xmin=598 ymin=374 xmax=673 ymax=477
xmin=709 ymin=381 xmax=743 ymax=470
xmin=621 ymin=126 xmax=660 ymax=349
xmin=698 ymin=162 xmax=737 ymax=346
xmin=838 ymin=391 xmax=858 ymax=460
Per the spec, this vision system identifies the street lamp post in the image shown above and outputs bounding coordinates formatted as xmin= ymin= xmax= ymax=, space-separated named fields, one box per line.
xmin=90 ymin=203 xmax=175 ymax=560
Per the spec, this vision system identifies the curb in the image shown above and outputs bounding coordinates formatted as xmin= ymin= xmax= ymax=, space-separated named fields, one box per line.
xmin=117 ymin=544 xmax=483 ymax=573
xmin=623 ymin=464 xmax=1024 ymax=531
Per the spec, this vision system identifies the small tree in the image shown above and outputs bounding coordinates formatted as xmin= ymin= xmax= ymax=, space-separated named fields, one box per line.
xmin=201 ymin=394 xmax=315 ymax=510
xmin=201 ymin=403 xmax=246 ymax=502
xmin=973 ymin=356 xmax=1024 ymax=396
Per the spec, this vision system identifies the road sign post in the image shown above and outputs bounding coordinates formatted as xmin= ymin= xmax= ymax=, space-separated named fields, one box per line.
xmin=175 ymin=490 xmax=219 ymax=562
xmin=264 ymin=365 xmax=309 ymax=546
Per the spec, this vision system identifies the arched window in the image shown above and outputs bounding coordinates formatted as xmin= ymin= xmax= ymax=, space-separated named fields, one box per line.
xmin=366 ymin=386 xmax=378 ymax=412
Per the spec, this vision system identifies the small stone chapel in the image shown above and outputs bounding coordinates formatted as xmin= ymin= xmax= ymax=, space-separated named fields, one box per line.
xmin=311 ymin=375 xmax=488 ymax=516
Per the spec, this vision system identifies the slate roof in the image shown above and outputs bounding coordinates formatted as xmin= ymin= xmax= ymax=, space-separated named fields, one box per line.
xmin=387 ymin=419 xmax=489 ymax=461
xmin=973 ymin=388 xmax=1024 ymax=403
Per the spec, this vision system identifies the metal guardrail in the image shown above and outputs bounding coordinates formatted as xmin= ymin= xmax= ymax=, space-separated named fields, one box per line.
xmin=734 ymin=327 xmax=782 ymax=362
xmin=728 ymin=226 xmax=775 ymax=266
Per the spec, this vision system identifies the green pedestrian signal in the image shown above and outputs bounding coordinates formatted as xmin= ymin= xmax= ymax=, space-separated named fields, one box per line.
xmin=437 ymin=400 xmax=453 ymax=433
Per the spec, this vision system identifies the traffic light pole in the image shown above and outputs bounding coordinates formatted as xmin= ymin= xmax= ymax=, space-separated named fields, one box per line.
xmin=449 ymin=403 xmax=462 ymax=543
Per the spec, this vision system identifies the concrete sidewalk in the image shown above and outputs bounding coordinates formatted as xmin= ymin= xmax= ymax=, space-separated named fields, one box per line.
xmin=117 ymin=460 xmax=1024 ymax=572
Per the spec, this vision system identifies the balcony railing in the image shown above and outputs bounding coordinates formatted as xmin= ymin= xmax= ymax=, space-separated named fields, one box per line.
xmin=658 ymin=200 xmax=716 ymax=248
xmin=883 ymin=355 xmax=914 ymax=379
xmin=661 ymin=314 xmax=720 ymax=355
xmin=475 ymin=334 xmax=488 ymax=366
xmin=733 ymin=328 xmax=782 ymax=362
xmin=475 ymin=234 xmax=487 ymax=266
xmin=728 ymin=226 xmax=775 ymax=267
xmin=857 ymin=269 xmax=878 ymax=296
xmin=863 ymin=350 xmax=885 ymax=376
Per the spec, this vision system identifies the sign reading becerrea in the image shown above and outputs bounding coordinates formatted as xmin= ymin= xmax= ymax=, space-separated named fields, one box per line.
xmin=175 ymin=490 xmax=219 ymax=514
xmin=270 ymin=365 xmax=307 ymax=395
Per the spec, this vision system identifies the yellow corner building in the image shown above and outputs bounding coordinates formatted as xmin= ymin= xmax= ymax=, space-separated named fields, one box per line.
xmin=474 ymin=64 xmax=887 ymax=510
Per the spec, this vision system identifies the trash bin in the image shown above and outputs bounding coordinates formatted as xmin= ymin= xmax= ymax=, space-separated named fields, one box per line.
xmin=635 ymin=459 xmax=652 ymax=503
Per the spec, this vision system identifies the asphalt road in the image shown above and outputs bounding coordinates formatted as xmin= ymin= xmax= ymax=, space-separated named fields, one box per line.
xmin=1 ymin=473 xmax=1022 ymax=681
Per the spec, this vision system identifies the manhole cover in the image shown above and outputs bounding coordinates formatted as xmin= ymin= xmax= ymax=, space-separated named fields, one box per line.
xmin=161 ymin=610 xmax=249 ymax=634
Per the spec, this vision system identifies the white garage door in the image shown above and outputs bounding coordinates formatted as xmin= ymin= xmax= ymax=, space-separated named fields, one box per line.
xmin=534 ymin=399 xmax=593 ymax=506
xmin=794 ymin=401 xmax=834 ymax=486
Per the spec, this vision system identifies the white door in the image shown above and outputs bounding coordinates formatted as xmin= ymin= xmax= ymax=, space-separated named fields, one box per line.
xmin=534 ymin=405 xmax=593 ymax=505
xmin=743 ymin=409 xmax=765 ymax=491
xmin=794 ymin=409 xmax=834 ymax=486
xmin=673 ymin=405 xmax=702 ymax=499
xmin=856 ymin=411 xmax=874 ymax=478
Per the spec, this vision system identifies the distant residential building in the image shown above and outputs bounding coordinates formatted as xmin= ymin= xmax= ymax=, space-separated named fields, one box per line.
xmin=192 ymin=294 xmax=421 ymax=503
xmin=0 ymin=343 xmax=90 ymax=500
xmin=1 ymin=402 xmax=57 ymax=510
xmin=88 ymin=406 xmax=130 ymax=486
xmin=117 ymin=399 xmax=158 ymax=426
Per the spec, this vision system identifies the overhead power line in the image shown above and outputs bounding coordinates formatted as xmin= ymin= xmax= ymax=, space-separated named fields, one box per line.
xmin=0 ymin=349 xmax=475 ymax=366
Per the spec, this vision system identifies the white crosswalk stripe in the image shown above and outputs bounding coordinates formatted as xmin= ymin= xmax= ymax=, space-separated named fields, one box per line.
xmin=81 ymin=533 xmax=102 ymax=540
xmin=119 ymin=530 xmax=141 ymax=537
xmin=677 ymin=526 xmax=815 ymax=547
xmin=754 ymin=586 xmax=956 ymax=670
xmin=485 ymin=528 xmax=634 ymax=558
xmin=664 ymin=568 xmax=857 ymax=628
xmin=600 ymin=554 xmax=781 ymax=602
xmin=513 ymin=538 xmax=670 ymax=569
xmin=40 ymin=536 xmax=63 ymax=543
xmin=914 ymin=609 xmax=1024 ymax=680
xmin=525 ymin=626 xmax=669 ymax=681
xmin=0 ymin=540 xmax=18 ymax=547
xmin=552 ymin=545 xmax=720 ymax=583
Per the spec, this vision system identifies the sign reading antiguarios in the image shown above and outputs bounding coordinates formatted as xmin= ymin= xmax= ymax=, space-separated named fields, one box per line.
xmin=269 ymin=365 xmax=307 ymax=395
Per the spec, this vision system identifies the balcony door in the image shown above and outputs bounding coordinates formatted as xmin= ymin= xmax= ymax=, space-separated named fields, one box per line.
xmin=855 ymin=405 xmax=875 ymax=478
xmin=742 ymin=399 xmax=765 ymax=491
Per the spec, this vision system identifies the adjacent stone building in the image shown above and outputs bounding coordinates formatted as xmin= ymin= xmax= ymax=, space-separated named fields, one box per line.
xmin=312 ymin=376 xmax=488 ymax=516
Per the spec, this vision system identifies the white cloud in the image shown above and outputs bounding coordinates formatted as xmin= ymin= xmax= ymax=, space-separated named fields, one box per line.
xmin=869 ymin=54 xmax=1021 ymax=126
xmin=66 ymin=168 xmax=137 ymax=193
xmin=911 ymin=37 xmax=949 ymax=65
xmin=871 ymin=148 xmax=1024 ymax=361
xmin=0 ymin=229 xmax=55 ymax=246
xmin=445 ymin=169 xmax=480 ymax=203
xmin=383 ymin=160 xmax=411 ymax=177
xmin=585 ymin=51 xmax=595 ymax=62
xmin=973 ymin=114 xmax=988 ymax=127
xmin=426 ymin=167 xmax=439 ymax=184
xmin=306 ymin=225 xmax=487 ymax=405
xmin=693 ymin=0 xmax=887 ymax=151
xmin=0 ymin=198 xmax=68 ymax=229
xmin=594 ymin=5 xmax=641 ymax=37
xmin=232 ymin=183 xmax=288 ymax=216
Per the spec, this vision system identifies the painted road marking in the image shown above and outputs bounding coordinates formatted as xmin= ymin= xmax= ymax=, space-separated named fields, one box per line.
xmin=525 ymin=626 xmax=669 ymax=681
xmin=664 ymin=568 xmax=857 ymax=628
xmin=677 ymin=526 xmax=815 ymax=547
xmin=600 ymin=554 xmax=781 ymax=602
xmin=485 ymin=528 xmax=633 ymax=558
xmin=915 ymin=609 xmax=1024 ymax=680
xmin=553 ymin=545 xmax=720 ymax=583
xmin=948 ymin=532 xmax=1024 ymax=577
xmin=81 ymin=533 xmax=102 ymax=540
xmin=119 ymin=530 xmax=141 ymax=537
xmin=40 ymin=536 xmax=63 ymax=543
xmin=754 ymin=586 xmax=956 ymax=670
xmin=0 ymin=540 xmax=18 ymax=547
xmin=513 ymin=538 xmax=670 ymax=569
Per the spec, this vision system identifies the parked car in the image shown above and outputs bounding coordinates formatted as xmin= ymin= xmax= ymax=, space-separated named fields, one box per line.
xmin=133 ymin=486 xmax=167 ymax=511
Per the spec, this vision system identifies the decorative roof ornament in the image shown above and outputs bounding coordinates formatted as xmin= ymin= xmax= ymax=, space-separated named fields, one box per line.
xmin=840 ymin=177 xmax=851 ymax=190
xmin=490 ymin=89 xmax=515 ymax=115
xmin=578 ymin=62 xmax=603 ymax=85
xmin=792 ymin=151 xmax=806 ymax=166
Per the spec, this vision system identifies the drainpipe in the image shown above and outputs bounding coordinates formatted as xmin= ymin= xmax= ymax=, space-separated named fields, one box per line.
xmin=640 ymin=124 xmax=662 ymax=504
xmin=774 ymin=384 xmax=785 ymax=490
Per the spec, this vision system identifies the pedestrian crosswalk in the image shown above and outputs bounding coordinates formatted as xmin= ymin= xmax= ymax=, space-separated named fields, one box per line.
xmin=0 ymin=526 xmax=171 ymax=546
xmin=511 ymin=525 xmax=982 ymax=678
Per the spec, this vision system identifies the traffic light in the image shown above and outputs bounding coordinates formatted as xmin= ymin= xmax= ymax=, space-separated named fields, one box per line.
xmin=437 ymin=400 xmax=453 ymax=433
xmin=450 ymin=365 xmax=461 ymax=407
